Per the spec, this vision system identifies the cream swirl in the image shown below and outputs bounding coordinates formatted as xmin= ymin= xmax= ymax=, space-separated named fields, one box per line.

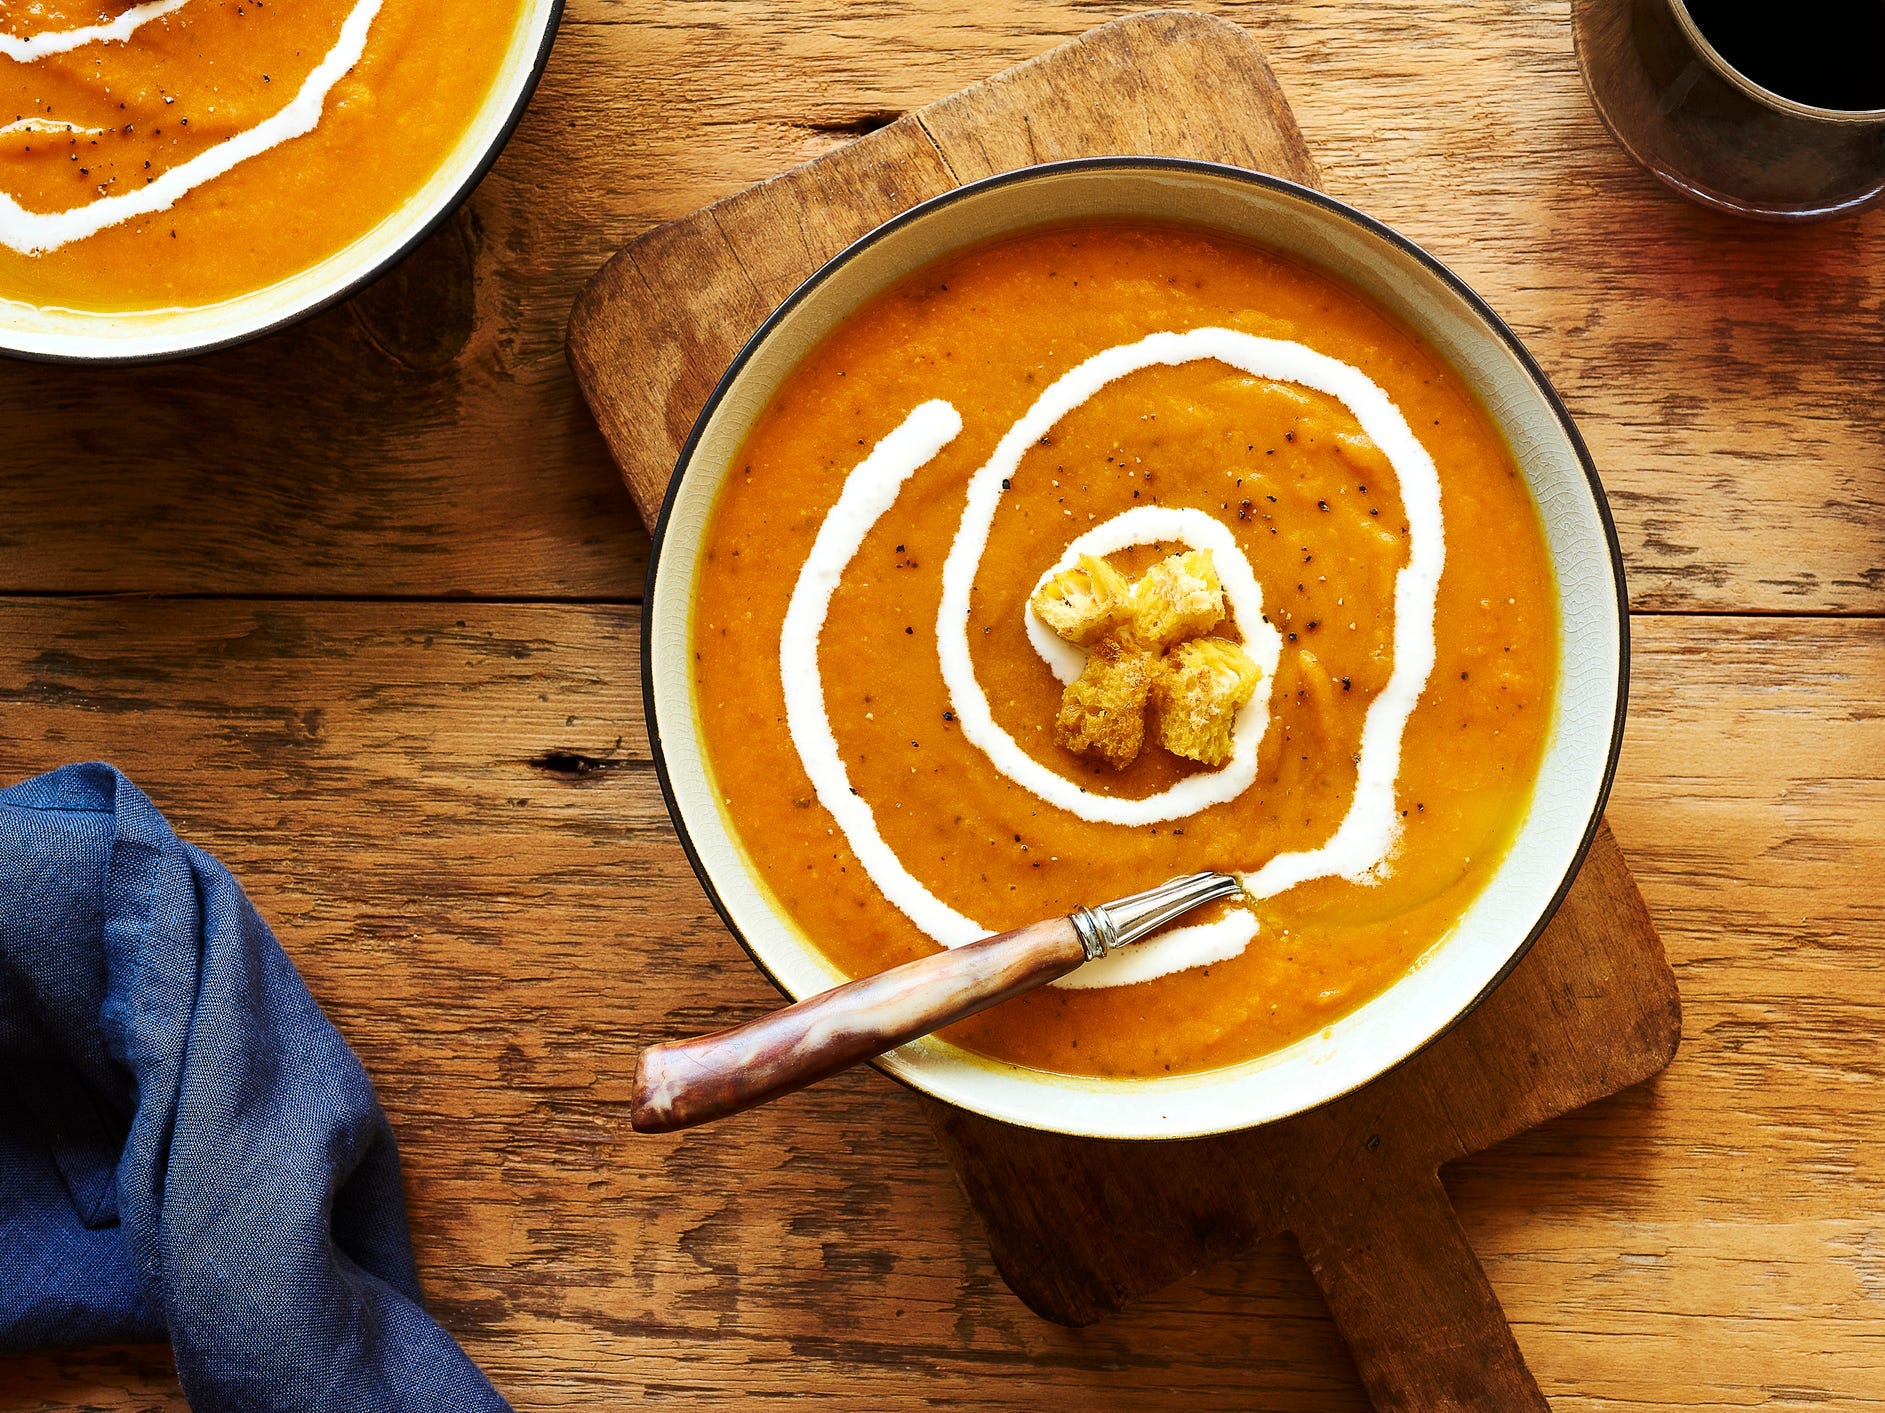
xmin=780 ymin=400 xmax=984 ymax=950
xmin=0 ymin=0 xmax=382 ymax=255
xmin=777 ymin=329 xmax=1444 ymax=989
xmin=1 ymin=0 xmax=192 ymax=63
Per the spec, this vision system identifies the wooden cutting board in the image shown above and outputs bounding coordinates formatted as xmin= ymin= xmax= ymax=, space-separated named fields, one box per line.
xmin=567 ymin=11 xmax=1681 ymax=1409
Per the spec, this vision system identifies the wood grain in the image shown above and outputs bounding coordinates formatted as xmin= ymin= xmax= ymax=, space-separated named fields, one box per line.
xmin=0 ymin=603 xmax=1877 ymax=1410
xmin=1 ymin=0 xmax=1881 ymax=609
xmin=569 ymin=10 xmax=1315 ymax=516
xmin=1 ymin=2 xmax=1880 ymax=1410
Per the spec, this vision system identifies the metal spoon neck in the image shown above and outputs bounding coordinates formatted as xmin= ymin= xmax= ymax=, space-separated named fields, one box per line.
xmin=1070 ymin=871 xmax=1245 ymax=961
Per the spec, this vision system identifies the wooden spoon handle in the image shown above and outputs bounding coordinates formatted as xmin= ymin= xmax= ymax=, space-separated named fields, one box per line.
xmin=631 ymin=917 xmax=1086 ymax=1133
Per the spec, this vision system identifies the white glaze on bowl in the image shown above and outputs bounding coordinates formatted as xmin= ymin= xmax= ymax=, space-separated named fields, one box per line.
xmin=647 ymin=160 xmax=1626 ymax=1141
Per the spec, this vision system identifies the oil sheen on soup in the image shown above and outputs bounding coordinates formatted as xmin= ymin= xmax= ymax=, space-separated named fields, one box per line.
xmin=692 ymin=221 xmax=1558 ymax=1080
xmin=0 ymin=0 xmax=527 ymax=311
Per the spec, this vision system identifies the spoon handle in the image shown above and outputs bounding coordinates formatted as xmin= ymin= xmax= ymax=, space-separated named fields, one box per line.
xmin=630 ymin=917 xmax=1086 ymax=1133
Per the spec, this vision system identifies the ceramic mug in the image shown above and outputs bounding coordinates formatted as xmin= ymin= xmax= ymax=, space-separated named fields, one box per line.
xmin=1574 ymin=0 xmax=1885 ymax=220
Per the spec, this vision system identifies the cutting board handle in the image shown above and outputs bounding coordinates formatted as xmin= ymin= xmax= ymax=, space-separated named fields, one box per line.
xmin=1293 ymin=1170 xmax=1549 ymax=1411
xmin=570 ymin=10 xmax=1680 ymax=1402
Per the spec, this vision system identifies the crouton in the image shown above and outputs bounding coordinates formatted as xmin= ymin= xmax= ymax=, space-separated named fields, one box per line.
xmin=1150 ymin=637 xmax=1264 ymax=768
xmin=1030 ymin=553 xmax=1134 ymax=646
xmin=1054 ymin=637 xmax=1156 ymax=770
xmin=1125 ymin=549 xmax=1224 ymax=650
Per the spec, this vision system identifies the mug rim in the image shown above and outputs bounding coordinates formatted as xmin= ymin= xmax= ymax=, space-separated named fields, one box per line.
xmin=641 ymin=155 xmax=1631 ymax=1139
xmin=1667 ymin=0 xmax=1885 ymax=125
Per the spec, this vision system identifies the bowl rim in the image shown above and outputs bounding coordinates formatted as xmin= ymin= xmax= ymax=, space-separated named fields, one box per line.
xmin=0 ymin=0 xmax=565 ymax=367
xmin=641 ymin=154 xmax=1630 ymax=1137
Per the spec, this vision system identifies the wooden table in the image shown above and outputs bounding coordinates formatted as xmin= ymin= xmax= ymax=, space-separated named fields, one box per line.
xmin=1 ymin=3 xmax=1879 ymax=1408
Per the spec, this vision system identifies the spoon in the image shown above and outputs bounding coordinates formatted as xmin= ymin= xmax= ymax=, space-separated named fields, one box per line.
xmin=631 ymin=871 xmax=1243 ymax=1132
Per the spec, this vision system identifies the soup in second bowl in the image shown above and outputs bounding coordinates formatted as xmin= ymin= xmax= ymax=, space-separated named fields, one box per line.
xmin=0 ymin=0 xmax=529 ymax=313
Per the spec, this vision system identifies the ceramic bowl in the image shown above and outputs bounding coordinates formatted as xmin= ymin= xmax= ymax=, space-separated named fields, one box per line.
xmin=645 ymin=157 xmax=1627 ymax=1140
xmin=0 ymin=0 xmax=562 ymax=364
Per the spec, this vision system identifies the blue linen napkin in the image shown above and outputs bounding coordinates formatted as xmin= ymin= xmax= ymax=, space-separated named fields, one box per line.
xmin=0 ymin=763 xmax=511 ymax=1412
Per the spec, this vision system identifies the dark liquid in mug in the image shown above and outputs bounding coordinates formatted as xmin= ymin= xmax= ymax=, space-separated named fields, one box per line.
xmin=1683 ymin=0 xmax=1885 ymax=110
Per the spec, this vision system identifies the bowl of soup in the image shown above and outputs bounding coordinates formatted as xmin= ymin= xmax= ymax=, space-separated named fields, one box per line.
xmin=0 ymin=0 xmax=560 ymax=361
xmin=645 ymin=158 xmax=1627 ymax=1140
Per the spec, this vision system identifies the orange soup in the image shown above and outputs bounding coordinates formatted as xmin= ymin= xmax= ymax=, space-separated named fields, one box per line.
xmin=691 ymin=221 xmax=1558 ymax=1079
xmin=0 ymin=0 xmax=529 ymax=311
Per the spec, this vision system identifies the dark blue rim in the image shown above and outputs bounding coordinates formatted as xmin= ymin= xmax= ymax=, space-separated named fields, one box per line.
xmin=2 ymin=0 xmax=565 ymax=368
xmin=641 ymin=155 xmax=1632 ymax=1130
